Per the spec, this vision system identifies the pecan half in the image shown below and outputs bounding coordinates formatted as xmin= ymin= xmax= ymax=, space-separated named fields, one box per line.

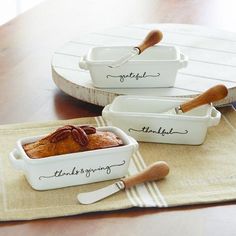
xmin=49 ymin=129 xmax=71 ymax=143
xmin=72 ymin=127 xmax=89 ymax=146
xmin=48 ymin=125 xmax=96 ymax=146
xmin=80 ymin=125 xmax=96 ymax=135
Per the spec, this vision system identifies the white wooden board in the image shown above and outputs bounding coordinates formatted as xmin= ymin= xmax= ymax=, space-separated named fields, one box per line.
xmin=51 ymin=24 xmax=236 ymax=106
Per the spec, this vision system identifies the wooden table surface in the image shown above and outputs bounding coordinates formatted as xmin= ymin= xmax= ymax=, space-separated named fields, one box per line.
xmin=0 ymin=0 xmax=236 ymax=235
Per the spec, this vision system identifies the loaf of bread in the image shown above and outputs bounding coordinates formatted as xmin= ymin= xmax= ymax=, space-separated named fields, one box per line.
xmin=23 ymin=125 xmax=123 ymax=159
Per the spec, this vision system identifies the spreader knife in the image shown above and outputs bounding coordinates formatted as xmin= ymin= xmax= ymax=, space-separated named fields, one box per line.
xmin=108 ymin=30 xmax=163 ymax=68
xmin=165 ymin=84 xmax=228 ymax=114
xmin=77 ymin=161 xmax=169 ymax=204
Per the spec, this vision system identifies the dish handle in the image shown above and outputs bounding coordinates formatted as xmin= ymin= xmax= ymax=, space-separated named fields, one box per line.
xmin=127 ymin=135 xmax=139 ymax=153
xmin=208 ymin=107 xmax=221 ymax=127
xmin=102 ymin=105 xmax=112 ymax=124
xmin=79 ymin=56 xmax=88 ymax=70
xmin=178 ymin=53 xmax=188 ymax=69
xmin=9 ymin=149 xmax=25 ymax=171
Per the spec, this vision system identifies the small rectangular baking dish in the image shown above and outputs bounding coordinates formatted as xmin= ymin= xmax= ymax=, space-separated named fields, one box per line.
xmin=102 ymin=96 xmax=221 ymax=145
xmin=79 ymin=45 xmax=188 ymax=88
xmin=9 ymin=126 xmax=138 ymax=190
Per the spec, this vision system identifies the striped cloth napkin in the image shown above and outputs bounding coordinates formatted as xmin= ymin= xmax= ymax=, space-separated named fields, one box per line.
xmin=0 ymin=105 xmax=235 ymax=221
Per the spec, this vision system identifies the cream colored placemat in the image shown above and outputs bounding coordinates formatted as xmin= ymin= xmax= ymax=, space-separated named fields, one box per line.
xmin=0 ymin=105 xmax=235 ymax=221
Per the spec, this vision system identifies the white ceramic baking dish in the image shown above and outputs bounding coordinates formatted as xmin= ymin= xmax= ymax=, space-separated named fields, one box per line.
xmin=102 ymin=96 xmax=221 ymax=145
xmin=79 ymin=45 xmax=188 ymax=88
xmin=9 ymin=126 xmax=138 ymax=190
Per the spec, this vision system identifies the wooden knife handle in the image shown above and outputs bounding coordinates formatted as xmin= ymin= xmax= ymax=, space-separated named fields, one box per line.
xmin=122 ymin=161 xmax=169 ymax=189
xmin=180 ymin=84 xmax=228 ymax=113
xmin=135 ymin=30 xmax=163 ymax=54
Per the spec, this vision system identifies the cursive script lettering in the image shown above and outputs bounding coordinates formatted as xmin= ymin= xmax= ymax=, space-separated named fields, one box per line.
xmin=128 ymin=126 xmax=188 ymax=136
xmin=38 ymin=160 xmax=126 ymax=180
xmin=106 ymin=72 xmax=160 ymax=83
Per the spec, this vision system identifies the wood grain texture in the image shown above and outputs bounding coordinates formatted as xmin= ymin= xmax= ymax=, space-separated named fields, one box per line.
xmin=136 ymin=29 xmax=163 ymax=53
xmin=180 ymin=84 xmax=228 ymax=112
xmin=1 ymin=0 xmax=236 ymax=235
xmin=123 ymin=161 xmax=169 ymax=189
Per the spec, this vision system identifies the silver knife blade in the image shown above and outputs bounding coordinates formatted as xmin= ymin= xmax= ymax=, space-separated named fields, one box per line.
xmin=108 ymin=47 xmax=139 ymax=68
xmin=77 ymin=180 xmax=125 ymax=204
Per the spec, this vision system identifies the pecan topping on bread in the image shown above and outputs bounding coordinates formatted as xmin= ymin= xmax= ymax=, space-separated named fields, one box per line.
xmin=49 ymin=125 xmax=96 ymax=146
xmin=23 ymin=125 xmax=123 ymax=159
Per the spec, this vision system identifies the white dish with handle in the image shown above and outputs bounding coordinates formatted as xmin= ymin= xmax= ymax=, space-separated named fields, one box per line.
xmin=102 ymin=96 xmax=221 ymax=145
xmin=79 ymin=45 xmax=188 ymax=88
xmin=9 ymin=126 xmax=139 ymax=190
